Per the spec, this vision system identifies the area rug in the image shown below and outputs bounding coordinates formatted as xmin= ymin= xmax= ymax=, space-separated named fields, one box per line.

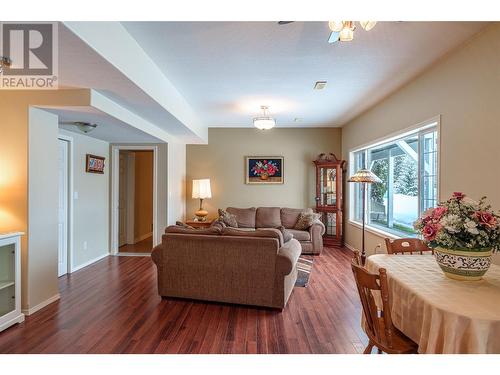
xmin=295 ymin=256 xmax=314 ymax=287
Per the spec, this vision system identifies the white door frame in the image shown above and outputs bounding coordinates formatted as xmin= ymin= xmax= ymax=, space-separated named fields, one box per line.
xmin=111 ymin=145 xmax=158 ymax=255
xmin=57 ymin=134 xmax=74 ymax=274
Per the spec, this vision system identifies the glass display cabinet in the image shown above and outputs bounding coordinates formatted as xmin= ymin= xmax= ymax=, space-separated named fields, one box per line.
xmin=0 ymin=232 xmax=24 ymax=332
xmin=313 ymin=154 xmax=346 ymax=246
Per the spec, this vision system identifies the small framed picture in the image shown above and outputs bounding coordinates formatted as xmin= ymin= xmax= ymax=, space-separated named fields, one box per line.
xmin=86 ymin=154 xmax=105 ymax=174
xmin=245 ymin=156 xmax=284 ymax=184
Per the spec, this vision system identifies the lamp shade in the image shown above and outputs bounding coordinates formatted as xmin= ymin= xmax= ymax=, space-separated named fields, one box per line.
xmin=348 ymin=169 xmax=382 ymax=184
xmin=253 ymin=117 xmax=276 ymax=130
xmin=192 ymin=179 xmax=212 ymax=199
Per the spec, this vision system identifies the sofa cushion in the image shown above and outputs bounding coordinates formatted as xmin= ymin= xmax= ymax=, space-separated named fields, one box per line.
xmin=294 ymin=212 xmax=322 ymax=230
xmin=218 ymin=209 xmax=239 ymax=228
xmin=165 ymin=225 xmax=222 ymax=235
xmin=256 ymin=207 xmax=282 ymax=228
xmin=277 ymin=226 xmax=294 ymax=243
xmin=280 ymin=207 xmax=314 ymax=229
xmin=287 ymin=229 xmax=311 ymax=241
xmin=226 ymin=207 xmax=256 ymax=228
xmin=222 ymin=227 xmax=283 ymax=246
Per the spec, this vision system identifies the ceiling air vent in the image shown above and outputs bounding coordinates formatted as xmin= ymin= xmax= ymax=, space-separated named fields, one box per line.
xmin=314 ymin=81 xmax=327 ymax=90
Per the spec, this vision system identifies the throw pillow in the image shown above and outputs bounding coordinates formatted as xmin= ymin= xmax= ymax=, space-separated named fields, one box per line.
xmin=218 ymin=208 xmax=239 ymax=228
xmin=210 ymin=219 xmax=227 ymax=230
xmin=277 ymin=225 xmax=293 ymax=243
xmin=175 ymin=221 xmax=195 ymax=229
xmin=294 ymin=212 xmax=322 ymax=230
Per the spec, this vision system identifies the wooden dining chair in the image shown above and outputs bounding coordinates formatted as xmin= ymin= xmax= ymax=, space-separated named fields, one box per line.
xmin=385 ymin=238 xmax=433 ymax=255
xmin=351 ymin=252 xmax=418 ymax=354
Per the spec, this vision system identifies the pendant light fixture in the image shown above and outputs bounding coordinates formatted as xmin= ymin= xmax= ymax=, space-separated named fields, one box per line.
xmin=253 ymin=106 xmax=276 ymax=130
xmin=328 ymin=21 xmax=377 ymax=43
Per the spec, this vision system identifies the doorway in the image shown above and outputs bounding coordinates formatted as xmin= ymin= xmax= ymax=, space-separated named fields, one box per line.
xmin=111 ymin=146 xmax=158 ymax=255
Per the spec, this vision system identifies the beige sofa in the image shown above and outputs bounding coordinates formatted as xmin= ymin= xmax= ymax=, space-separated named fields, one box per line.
xmin=151 ymin=225 xmax=301 ymax=309
xmin=225 ymin=207 xmax=325 ymax=255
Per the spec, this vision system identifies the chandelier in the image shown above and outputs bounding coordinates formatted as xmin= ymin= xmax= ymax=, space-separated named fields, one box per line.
xmin=328 ymin=21 xmax=377 ymax=42
xmin=253 ymin=106 xmax=276 ymax=130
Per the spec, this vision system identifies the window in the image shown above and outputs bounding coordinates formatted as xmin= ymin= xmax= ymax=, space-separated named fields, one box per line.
xmin=350 ymin=121 xmax=439 ymax=237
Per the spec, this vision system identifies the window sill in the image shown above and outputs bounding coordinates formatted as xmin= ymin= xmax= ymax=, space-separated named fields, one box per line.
xmin=347 ymin=220 xmax=402 ymax=240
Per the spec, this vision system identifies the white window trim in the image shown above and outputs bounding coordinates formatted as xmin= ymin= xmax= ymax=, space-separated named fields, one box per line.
xmin=348 ymin=115 xmax=441 ymax=239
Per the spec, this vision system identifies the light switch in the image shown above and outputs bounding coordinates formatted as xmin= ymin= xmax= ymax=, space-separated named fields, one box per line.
xmin=74 ymin=191 xmax=79 ymax=200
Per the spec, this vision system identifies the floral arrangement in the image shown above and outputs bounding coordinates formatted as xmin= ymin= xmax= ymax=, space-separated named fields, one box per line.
xmin=414 ymin=192 xmax=500 ymax=251
xmin=251 ymin=160 xmax=279 ymax=177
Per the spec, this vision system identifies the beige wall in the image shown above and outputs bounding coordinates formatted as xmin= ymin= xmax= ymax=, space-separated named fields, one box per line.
xmin=0 ymin=89 xmax=90 ymax=310
xmin=59 ymin=129 xmax=110 ymax=268
xmin=341 ymin=24 xmax=500 ymax=261
xmin=134 ymin=151 xmax=153 ymax=240
xmin=186 ymin=128 xmax=342 ymax=220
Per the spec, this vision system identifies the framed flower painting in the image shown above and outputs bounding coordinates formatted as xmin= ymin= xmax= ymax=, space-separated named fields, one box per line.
xmin=245 ymin=156 xmax=284 ymax=184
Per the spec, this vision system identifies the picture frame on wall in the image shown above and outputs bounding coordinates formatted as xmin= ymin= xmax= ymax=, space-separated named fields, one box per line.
xmin=245 ymin=156 xmax=284 ymax=184
xmin=86 ymin=154 xmax=105 ymax=174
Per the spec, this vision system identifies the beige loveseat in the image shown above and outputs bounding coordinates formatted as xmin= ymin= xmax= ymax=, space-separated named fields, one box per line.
xmin=151 ymin=225 xmax=302 ymax=309
xmin=225 ymin=207 xmax=325 ymax=255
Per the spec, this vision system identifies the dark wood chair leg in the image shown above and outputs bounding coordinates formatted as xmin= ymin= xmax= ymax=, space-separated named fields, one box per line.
xmin=377 ymin=348 xmax=383 ymax=354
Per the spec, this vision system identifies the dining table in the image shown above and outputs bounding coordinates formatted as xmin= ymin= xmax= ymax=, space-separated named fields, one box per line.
xmin=365 ymin=254 xmax=500 ymax=354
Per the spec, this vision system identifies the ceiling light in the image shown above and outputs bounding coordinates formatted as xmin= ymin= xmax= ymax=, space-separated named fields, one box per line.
xmin=328 ymin=21 xmax=376 ymax=43
xmin=314 ymin=81 xmax=327 ymax=90
xmin=360 ymin=21 xmax=377 ymax=31
xmin=328 ymin=21 xmax=344 ymax=32
xmin=339 ymin=26 xmax=354 ymax=42
xmin=253 ymin=106 xmax=276 ymax=130
xmin=75 ymin=122 xmax=97 ymax=134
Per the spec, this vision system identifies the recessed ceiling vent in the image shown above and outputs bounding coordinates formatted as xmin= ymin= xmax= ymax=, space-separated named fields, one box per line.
xmin=314 ymin=81 xmax=327 ymax=90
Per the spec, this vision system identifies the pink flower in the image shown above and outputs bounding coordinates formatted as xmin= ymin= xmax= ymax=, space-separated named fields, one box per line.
xmin=432 ymin=206 xmax=448 ymax=220
xmin=474 ymin=211 xmax=497 ymax=229
xmin=452 ymin=192 xmax=466 ymax=201
xmin=423 ymin=223 xmax=440 ymax=241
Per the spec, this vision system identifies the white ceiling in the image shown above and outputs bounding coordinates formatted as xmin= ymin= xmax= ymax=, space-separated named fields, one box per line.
xmin=44 ymin=106 xmax=163 ymax=143
xmin=122 ymin=21 xmax=488 ymax=128
xmin=57 ymin=24 xmax=202 ymax=142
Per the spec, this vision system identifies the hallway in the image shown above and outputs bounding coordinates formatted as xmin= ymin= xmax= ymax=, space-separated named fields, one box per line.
xmin=119 ymin=236 xmax=153 ymax=253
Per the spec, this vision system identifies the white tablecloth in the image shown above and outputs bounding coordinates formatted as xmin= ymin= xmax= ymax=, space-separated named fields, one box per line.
xmin=365 ymin=254 xmax=500 ymax=354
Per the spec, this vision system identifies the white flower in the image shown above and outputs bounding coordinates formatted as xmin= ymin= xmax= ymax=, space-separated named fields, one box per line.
xmin=441 ymin=214 xmax=461 ymax=233
xmin=465 ymin=219 xmax=479 ymax=235
xmin=463 ymin=197 xmax=480 ymax=210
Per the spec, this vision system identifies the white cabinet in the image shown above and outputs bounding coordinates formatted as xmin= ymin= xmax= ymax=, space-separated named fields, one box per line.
xmin=0 ymin=232 xmax=24 ymax=332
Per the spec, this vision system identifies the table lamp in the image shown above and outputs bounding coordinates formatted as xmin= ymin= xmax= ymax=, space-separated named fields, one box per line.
xmin=192 ymin=179 xmax=212 ymax=221
xmin=348 ymin=169 xmax=381 ymax=264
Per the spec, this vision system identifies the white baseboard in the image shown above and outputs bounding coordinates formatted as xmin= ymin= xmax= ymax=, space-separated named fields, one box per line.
xmin=134 ymin=232 xmax=152 ymax=243
xmin=22 ymin=293 xmax=60 ymax=316
xmin=343 ymin=242 xmax=384 ymax=255
xmin=71 ymin=253 xmax=109 ymax=273
xmin=344 ymin=242 xmax=357 ymax=252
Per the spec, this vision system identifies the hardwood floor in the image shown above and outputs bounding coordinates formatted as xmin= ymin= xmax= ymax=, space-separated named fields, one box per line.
xmin=0 ymin=246 xmax=367 ymax=354
xmin=119 ymin=236 xmax=153 ymax=253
